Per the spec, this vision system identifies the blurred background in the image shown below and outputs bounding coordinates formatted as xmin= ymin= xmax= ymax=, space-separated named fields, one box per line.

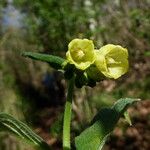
xmin=0 ymin=0 xmax=150 ymax=149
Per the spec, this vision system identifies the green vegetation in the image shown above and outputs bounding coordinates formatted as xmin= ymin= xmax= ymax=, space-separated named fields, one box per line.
xmin=0 ymin=0 xmax=149 ymax=150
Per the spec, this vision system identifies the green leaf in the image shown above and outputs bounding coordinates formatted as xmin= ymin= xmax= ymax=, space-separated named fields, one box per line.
xmin=75 ymin=98 xmax=140 ymax=150
xmin=0 ymin=113 xmax=51 ymax=150
xmin=124 ymin=111 xmax=132 ymax=126
xmin=22 ymin=52 xmax=65 ymax=70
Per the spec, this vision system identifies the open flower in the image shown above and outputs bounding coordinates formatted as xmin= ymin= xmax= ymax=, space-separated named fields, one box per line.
xmin=95 ymin=44 xmax=129 ymax=79
xmin=66 ymin=39 xmax=95 ymax=70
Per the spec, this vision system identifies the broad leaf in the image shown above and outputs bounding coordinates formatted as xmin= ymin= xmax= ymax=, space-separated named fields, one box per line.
xmin=22 ymin=52 xmax=65 ymax=70
xmin=0 ymin=113 xmax=51 ymax=150
xmin=75 ymin=98 xmax=140 ymax=150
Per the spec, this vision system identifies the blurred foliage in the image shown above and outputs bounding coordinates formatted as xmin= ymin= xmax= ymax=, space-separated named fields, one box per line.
xmin=0 ymin=0 xmax=150 ymax=149
xmin=13 ymin=0 xmax=98 ymax=54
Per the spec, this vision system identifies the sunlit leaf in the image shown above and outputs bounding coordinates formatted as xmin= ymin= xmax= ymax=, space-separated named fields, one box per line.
xmin=75 ymin=98 xmax=140 ymax=150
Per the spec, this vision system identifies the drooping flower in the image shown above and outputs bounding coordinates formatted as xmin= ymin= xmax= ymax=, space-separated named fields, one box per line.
xmin=66 ymin=39 xmax=95 ymax=70
xmin=95 ymin=44 xmax=129 ymax=79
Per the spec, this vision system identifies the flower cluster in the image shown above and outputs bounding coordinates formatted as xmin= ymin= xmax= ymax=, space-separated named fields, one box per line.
xmin=65 ymin=38 xmax=128 ymax=87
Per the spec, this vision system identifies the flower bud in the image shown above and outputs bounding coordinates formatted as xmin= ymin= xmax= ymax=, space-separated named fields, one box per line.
xmin=66 ymin=39 xmax=95 ymax=70
xmin=95 ymin=44 xmax=129 ymax=79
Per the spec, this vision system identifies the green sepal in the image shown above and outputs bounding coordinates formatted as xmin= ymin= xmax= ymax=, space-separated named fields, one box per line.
xmin=75 ymin=72 xmax=88 ymax=88
xmin=22 ymin=52 xmax=65 ymax=70
xmin=64 ymin=63 xmax=75 ymax=79
xmin=87 ymin=77 xmax=96 ymax=88
xmin=86 ymin=65 xmax=104 ymax=82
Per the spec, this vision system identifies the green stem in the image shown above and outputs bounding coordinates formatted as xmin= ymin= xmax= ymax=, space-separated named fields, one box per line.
xmin=63 ymin=77 xmax=74 ymax=150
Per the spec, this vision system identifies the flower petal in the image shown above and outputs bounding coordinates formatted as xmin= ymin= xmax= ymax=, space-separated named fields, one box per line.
xmin=95 ymin=44 xmax=129 ymax=79
xmin=66 ymin=39 xmax=95 ymax=70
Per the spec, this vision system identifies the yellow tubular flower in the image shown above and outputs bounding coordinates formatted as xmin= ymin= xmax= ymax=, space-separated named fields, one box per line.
xmin=66 ymin=39 xmax=96 ymax=70
xmin=95 ymin=44 xmax=129 ymax=79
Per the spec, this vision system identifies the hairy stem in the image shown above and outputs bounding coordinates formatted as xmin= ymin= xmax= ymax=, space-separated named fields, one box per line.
xmin=63 ymin=77 xmax=74 ymax=150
